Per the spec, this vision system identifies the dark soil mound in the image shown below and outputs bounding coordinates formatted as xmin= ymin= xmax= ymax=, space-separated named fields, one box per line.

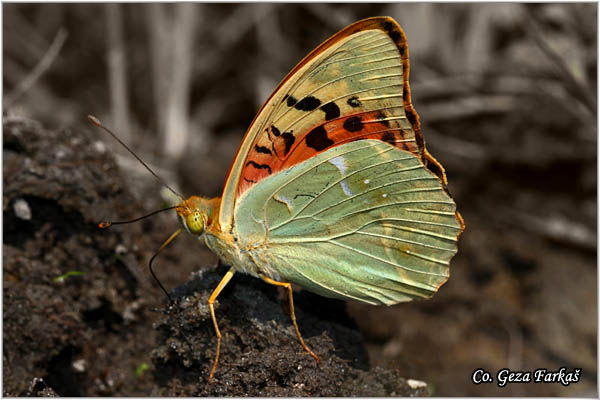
xmin=3 ymin=117 xmax=427 ymax=396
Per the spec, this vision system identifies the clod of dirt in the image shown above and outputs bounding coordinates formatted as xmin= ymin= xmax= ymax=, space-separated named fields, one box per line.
xmin=152 ymin=267 xmax=428 ymax=396
xmin=3 ymin=116 xmax=159 ymax=396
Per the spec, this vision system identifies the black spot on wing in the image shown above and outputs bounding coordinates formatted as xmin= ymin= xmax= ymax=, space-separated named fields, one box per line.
xmin=294 ymin=193 xmax=316 ymax=200
xmin=281 ymin=131 xmax=295 ymax=155
xmin=381 ymin=131 xmax=396 ymax=145
xmin=306 ymin=125 xmax=334 ymax=151
xmin=284 ymin=95 xmax=297 ymax=107
xmin=246 ymin=160 xmax=272 ymax=174
xmin=343 ymin=116 xmax=364 ymax=132
xmin=265 ymin=128 xmax=279 ymax=156
xmin=294 ymin=96 xmax=321 ymax=111
xmin=406 ymin=110 xmax=418 ymax=126
xmin=347 ymin=96 xmax=361 ymax=108
xmin=254 ymin=144 xmax=272 ymax=155
xmin=271 ymin=125 xmax=281 ymax=137
xmin=320 ymin=102 xmax=340 ymax=121
xmin=376 ymin=111 xmax=390 ymax=127
xmin=244 ymin=177 xmax=257 ymax=184
xmin=381 ymin=21 xmax=403 ymax=52
xmin=425 ymin=158 xmax=444 ymax=180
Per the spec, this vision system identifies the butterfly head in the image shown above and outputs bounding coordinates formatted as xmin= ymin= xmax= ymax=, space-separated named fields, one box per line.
xmin=176 ymin=196 xmax=219 ymax=236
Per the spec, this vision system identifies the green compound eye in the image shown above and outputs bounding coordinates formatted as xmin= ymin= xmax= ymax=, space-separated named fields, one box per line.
xmin=186 ymin=212 xmax=205 ymax=235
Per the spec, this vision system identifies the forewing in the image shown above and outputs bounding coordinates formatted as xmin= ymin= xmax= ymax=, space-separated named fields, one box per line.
xmin=234 ymin=140 xmax=463 ymax=305
xmin=219 ymin=17 xmax=444 ymax=232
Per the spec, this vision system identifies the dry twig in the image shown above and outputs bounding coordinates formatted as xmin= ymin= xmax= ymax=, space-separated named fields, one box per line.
xmin=524 ymin=8 xmax=596 ymax=115
xmin=5 ymin=28 xmax=68 ymax=108
xmin=106 ymin=4 xmax=131 ymax=144
xmin=493 ymin=206 xmax=596 ymax=251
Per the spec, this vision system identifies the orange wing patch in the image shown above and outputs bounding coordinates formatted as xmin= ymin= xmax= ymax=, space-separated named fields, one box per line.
xmin=239 ymin=108 xmax=421 ymax=188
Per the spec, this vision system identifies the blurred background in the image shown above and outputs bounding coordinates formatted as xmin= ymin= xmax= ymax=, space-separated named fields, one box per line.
xmin=3 ymin=3 xmax=597 ymax=396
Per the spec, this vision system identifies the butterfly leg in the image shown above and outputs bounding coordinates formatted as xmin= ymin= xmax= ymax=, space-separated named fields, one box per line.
xmin=207 ymin=267 xmax=236 ymax=383
xmin=260 ymin=275 xmax=320 ymax=363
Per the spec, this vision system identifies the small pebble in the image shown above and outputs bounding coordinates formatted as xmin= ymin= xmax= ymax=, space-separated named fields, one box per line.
xmin=406 ymin=379 xmax=427 ymax=389
xmin=55 ymin=148 xmax=66 ymax=160
xmin=72 ymin=359 xmax=86 ymax=372
xmin=93 ymin=141 xmax=106 ymax=154
xmin=13 ymin=198 xmax=32 ymax=220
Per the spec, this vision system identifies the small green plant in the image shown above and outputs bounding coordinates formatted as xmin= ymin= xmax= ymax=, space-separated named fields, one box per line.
xmin=135 ymin=362 xmax=149 ymax=377
xmin=53 ymin=271 xmax=85 ymax=283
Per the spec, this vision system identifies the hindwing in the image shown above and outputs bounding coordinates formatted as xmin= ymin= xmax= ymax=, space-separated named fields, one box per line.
xmin=234 ymin=141 xmax=462 ymax=305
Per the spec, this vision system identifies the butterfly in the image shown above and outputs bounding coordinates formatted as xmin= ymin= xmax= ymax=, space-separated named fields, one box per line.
xmin=97 ymin=15 xmax=464 ymax=383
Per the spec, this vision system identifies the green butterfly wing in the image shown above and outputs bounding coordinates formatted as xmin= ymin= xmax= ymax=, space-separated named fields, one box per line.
xmin=233 ymin=140 xmax=462 ymax=305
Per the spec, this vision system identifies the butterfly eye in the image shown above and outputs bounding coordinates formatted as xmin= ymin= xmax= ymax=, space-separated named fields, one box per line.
xmin=186 ymin=212 xmax=205 ymax=235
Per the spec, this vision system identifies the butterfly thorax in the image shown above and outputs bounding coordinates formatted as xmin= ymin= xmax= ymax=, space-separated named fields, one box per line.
xmin=203 ymin=229 xmax=274 ymax=279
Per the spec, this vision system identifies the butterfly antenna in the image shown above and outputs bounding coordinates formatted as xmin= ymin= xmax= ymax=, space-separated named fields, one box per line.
xmin=98 ymin=205 xmax=178 ymax=228
xmin=88 ymin=115 xmax=184 ymax=201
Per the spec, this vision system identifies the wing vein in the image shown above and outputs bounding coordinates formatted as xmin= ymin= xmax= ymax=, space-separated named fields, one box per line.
xmin=338 ymin=200 xmax=456 ymax=220
xmin=318 ymin=48 xmax=398 ymax=69
xmin=356 ymin=230 xmax=456 ymax=252
xmin=329 ymin=240 xmax=448 ymax=277
xmin=309 ymin=183 xmax=443 ymax=219
xmin=359 ymin=218 xmax=459 ymax=241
